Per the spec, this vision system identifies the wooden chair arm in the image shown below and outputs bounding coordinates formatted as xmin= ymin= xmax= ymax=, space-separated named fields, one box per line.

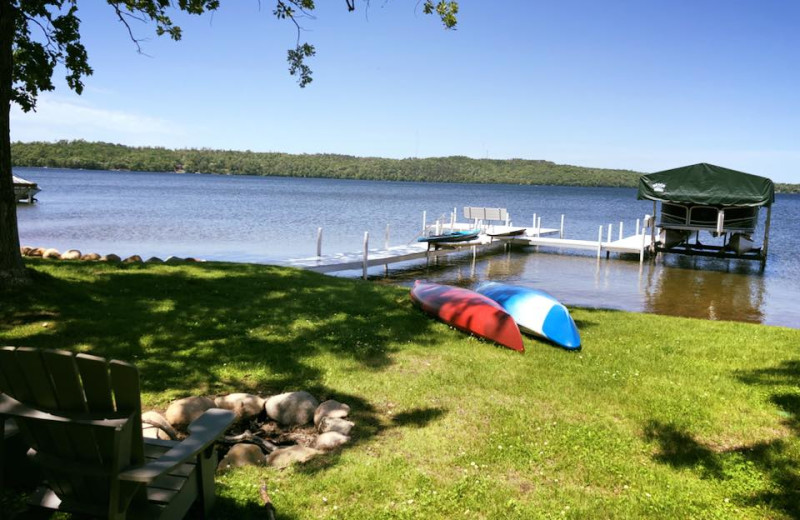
xmin=0 ymin=394 xmax=130 ymax=428
xmin=118 ymin=408 xmax=234 ymax=483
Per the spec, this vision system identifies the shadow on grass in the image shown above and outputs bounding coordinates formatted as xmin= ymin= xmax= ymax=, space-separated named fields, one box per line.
xmin=1 ymin=261 xmax=454 ymax=516
xmin=212 ymin=494 xmax=296 ymax=520
xmin=642 ymin=421 xmax=725 ymax=479
xmin=643 ymin=358 xmax=800 ymax=518
xmin=391 ymin=406 xmax=446 ymax=428
xmin=2 ymin=262 xmax=440 ymax=397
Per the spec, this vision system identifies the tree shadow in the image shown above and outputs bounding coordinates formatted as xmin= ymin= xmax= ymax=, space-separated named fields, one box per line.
xmin=211 ymin=493 xmax=299 ymax=520
xmin=2 ymin=262 xmax=442 ymax=398
xmin=642 ymin=358 xmax=800 ymax=518
xmin=1 ymin=261 xmax=456 ymax=516
xmin=642 ymin=420 xmax=725 ymax=479
xmin=390 ymin=406 xmax=446 ymax=428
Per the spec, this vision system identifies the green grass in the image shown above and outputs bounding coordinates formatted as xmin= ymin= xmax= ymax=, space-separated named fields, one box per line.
xmin=2 ymin=260 xmax=799 ymax=519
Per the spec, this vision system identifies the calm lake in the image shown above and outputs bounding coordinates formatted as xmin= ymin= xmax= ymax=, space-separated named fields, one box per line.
xmin=14 ymin=167 xmax=800 ymax=329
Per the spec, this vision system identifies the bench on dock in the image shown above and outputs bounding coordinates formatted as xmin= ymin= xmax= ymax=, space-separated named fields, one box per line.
xmin=464 ymin=207 xmax=509 ymax=224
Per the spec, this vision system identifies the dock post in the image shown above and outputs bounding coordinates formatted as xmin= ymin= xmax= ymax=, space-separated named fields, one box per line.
xmin=362 ymin=232 xmax=369 ymax=280
xmin=762 ymin=205 xmax=772 ymax=268
xmin=532 ymin=213 xmax=537 ymax=234
xmin=450 ymin=211 xmax=456 ymax=229
xmin=422 ymin=211 xmax=427 ymax=233
xmin=560 ymin=214 xmax=565 ymax=239
xmin=537 ymin=217 xmax=542 ymax=236
xmin=640 ymin=225 xmax=646 ymax=264
xmin=619 ymin=221 xmax=624 ymax=241
xmin=606 ymin=224 xmax=612 ymax=258
xmin=385 ymin=224 xmax=390 ymax=249
xmin=650 ymin=203 xmax=657 ymax=254
xmin=316 ymin=227 xmax=323 ymax=257
xmin=597 ymin=226 xmax=603 ymax=258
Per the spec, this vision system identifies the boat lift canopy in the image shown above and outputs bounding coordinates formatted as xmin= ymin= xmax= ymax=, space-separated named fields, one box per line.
xmin=637 ymin=163 xmax=774 ymax=207
xmin=637 ymin=163 xmax=775 ymax=265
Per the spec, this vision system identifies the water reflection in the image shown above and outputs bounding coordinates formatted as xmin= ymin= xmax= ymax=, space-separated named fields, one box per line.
xmin=385 ymin=248 xmax=777 ymax=327
xmin=644 ymin=256 xmax=766 ymax=323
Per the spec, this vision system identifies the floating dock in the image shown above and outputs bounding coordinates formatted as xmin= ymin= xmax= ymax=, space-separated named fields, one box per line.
xmin=285 ymin=207 xmax=654 ymax=278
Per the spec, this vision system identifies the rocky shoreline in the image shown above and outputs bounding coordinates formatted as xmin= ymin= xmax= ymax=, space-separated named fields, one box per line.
xmin=20 ymin=246 xmax=202 ymax=264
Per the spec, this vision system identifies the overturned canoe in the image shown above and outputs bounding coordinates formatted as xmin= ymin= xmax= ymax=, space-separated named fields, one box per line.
xmin=476 ymin=282 xmax=581 ymax=350
xmin=486 ymin=227 xmax=526 ymax=238
xmin=410 ymin=281 xmax=524 ymax=352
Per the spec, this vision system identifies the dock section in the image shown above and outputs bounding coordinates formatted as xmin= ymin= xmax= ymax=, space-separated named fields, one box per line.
xmin=285 ymin=209 xmax=655 ymax=278
xmin=286 ymin=234 xmax=506 ymax=277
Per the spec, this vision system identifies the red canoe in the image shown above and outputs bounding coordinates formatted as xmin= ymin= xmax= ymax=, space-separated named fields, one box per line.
xmin=410 ymin=281 xmax=525 ymax=352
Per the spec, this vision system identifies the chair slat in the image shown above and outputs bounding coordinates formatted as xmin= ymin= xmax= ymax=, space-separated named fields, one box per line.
xmin=0 ymin=347 xmax=32 ymax=401
xmin=149 ymin=473 xmax=188 ymax=492
xmin=42 ymin=352 xmax=108 ymax=493
xmin=75 ymin=354 xmax=114 ymax=413
xmin=146 ymin=487 xmax=180 ymax=505
xmin=14 ymin=348 xmax=59 ymax=409
xmin=111 ymin=361 xmax=145 ymax=466
xmin=0 ymin=348 xmax=11 ymax=394
xmin=11 ymin=349 xmax=83 ymax=484
xmin=42 ymin=350 xmax=89 ymax=413
xmin=109 ymin=361 xmax=141 ymax=414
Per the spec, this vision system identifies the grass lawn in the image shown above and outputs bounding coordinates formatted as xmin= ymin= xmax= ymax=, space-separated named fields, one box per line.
xmin=2 ymin=260 xmax=799 ymax=519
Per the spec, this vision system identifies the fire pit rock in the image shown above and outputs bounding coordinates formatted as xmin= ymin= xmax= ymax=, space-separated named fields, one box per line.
xmin=265 ymin=391 xmax=319 ymax=426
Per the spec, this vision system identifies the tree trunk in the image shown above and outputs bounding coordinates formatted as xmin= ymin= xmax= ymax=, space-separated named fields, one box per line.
xmin=0 ymin=0 xmax=28 ymax=288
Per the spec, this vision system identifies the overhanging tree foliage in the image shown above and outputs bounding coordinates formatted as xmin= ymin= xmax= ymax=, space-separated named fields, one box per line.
xmin=0 ymin=0 xmax=458 ymax=286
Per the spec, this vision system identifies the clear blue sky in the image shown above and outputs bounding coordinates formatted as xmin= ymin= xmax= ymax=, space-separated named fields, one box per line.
xmin=10 ymin=1 xmax=800 ymax=183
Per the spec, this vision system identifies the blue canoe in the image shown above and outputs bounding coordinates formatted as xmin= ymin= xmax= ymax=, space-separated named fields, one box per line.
xmin=475 ymin=282 xmax=581 ymax=350
xmin=417 ymin=229 xmax=481 ymax=243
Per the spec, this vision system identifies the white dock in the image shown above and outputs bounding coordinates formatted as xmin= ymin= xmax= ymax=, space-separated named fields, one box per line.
xmin=512 ymin=225 xmax=653 ymax=259
xmin=284 ymin=209 xmax=656 ymax=278
xmin=286 ymin=235 xmax=506 ymax=275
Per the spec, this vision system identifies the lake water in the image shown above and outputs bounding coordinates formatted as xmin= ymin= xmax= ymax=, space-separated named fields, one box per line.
xmin=14 ymin=167 xmax=800 ymax=329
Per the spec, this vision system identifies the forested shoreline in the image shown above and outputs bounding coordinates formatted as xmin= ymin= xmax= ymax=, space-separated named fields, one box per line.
xmin=12 ymin=140 xmax=799 ymax=192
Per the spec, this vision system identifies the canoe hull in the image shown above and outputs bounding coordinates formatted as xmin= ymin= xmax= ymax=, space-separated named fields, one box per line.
xmin=410 ymin=282 xmax=524 ymax=352
xmin=486 ymin=227 xmax=527 ymax=238
xmin=418 ymin=229 xmax=481 ymax=243
xmin=476 ymin=282 xmax=581 ymax=349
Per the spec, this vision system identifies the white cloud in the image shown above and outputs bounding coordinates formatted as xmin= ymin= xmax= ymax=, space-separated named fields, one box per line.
xmin=10 ymin=94 xmax=184 ymax=145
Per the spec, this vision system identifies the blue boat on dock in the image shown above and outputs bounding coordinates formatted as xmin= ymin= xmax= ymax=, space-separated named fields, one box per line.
xmin=476 ymin=282 xmax=581 ymax=350
xmin=417 ymin=229 xmax=481 ymax=244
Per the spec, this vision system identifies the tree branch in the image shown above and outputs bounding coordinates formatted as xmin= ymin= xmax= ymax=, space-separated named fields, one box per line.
xmin=23 ymin=16 xmax=56 ymax=53
xmin=111 ymin=4 xmax=147 ymax=55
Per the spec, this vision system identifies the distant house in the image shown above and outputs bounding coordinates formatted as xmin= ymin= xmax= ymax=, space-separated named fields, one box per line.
xmin=13 ymin=175 xmax=40 ymax=204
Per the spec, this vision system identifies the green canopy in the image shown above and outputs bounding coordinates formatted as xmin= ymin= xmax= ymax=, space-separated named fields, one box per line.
xmin=637 ymin=163 xmax=775 ymax=207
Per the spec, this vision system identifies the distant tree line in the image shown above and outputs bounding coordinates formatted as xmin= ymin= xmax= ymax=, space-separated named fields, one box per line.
xmin=10 ymin=140 xmax=799 ymax=192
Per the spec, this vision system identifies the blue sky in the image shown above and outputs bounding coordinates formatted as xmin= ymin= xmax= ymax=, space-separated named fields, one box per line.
xmin=10 ymin=1 xmax=800 ymax=183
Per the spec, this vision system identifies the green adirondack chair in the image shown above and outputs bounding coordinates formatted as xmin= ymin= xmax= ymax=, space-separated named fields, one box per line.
xmin=0 ymin=347 xmax=235 ymax=519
